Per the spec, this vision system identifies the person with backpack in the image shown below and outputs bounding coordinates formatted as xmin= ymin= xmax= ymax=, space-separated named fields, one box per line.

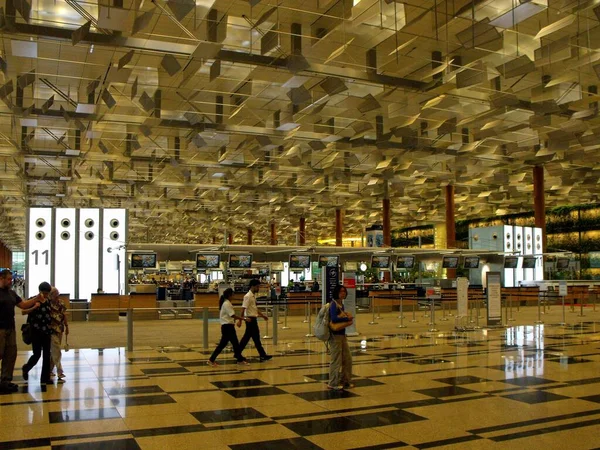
xmin=328 ymin=284 xmax=353 ymax=391
xmin=207 ymin=288 xmax=249 ymax=367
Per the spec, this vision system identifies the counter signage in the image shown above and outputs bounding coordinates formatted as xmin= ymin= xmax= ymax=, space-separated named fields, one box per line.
xmin=558 ymin=280 xmax=567 ymax=297
xmin=486 ymin=272 xmax=502 ymax=325
xmin=322 ymin=265 xmax=339 ymax=305
xmin=343 ymin=272 xmax=357 ymax=336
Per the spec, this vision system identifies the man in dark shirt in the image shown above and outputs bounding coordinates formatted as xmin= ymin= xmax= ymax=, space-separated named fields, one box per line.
xmin=0 ymin=269 xmax=43 ymax=393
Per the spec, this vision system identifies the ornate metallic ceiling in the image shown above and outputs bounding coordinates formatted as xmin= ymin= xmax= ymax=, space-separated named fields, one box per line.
xmin=0 ymin=0 xmax=599 ymax=249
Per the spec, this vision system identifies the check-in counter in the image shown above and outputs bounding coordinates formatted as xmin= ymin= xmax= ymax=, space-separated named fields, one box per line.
xmin=89 ymin=293 xmax=120 ymax=321
xmin=129 ymin=293 xmax=159 ymax=320
xmin=128 ymin=284 xmax=157 ymax=294
xmin=368 ymin=290 xmax=418 ymax=312
xmin=286 ymin=291 xmax=321 ymax=315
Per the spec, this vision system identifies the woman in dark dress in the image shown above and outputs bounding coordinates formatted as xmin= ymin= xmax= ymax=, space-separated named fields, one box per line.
xmin=22 ymin=282 xmax=53 ymax=385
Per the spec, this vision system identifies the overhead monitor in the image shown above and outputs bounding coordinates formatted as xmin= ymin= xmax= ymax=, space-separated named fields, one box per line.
xmin=229 ymin=254 xmax=252 ymax=269
xmin=196 ymin=253 xmax=220 ymax=269
xmin=371 ymin=255 xmax=391 ymax=269
xmin=182 ymin=265 xmax=194 ymax=274
xmin=289 ymin=254 xmax=311 ymax=270
xmin=397 ymin=255 xmax=415 ymax=269
xmin=441 ymin=256 xmax=459 ymax=269
xmin=522 ymin=256 xmax=537 ymax=269
xmin=504 ymin=257 xmax=519 ymax=269
xmin=463 ymin=256 xmax=480 ymax=269
xmin=556 ymin=258 xmax=570 ymax=270
xmin=319 ymin=255 xmax=339 ymax=267
xmin=131 ymin=253 xmax=157 ymax=269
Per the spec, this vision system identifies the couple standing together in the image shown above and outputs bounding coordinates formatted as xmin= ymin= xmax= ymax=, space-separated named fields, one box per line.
xmin=208 ymin=279 xmax=272 ymax=366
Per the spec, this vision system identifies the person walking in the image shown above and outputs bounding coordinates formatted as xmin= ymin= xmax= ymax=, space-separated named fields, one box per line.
xmin=48 ymin=287 xmax=68 ymax=381
xmin=0 ymin=270 xmax=42 ymax=393
xmin=328 ymin=284 xmax=353 ymax=391
xmin=207 ymin=288 xmax=249 ymax=367
xmin=238 ymin=279 xmax=272 ymax=362
xmin=22 ymin=282 xmax=53 ymax=385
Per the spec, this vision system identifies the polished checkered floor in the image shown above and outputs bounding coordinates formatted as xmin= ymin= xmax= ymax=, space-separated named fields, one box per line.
xmin=2 ymin=319 xmax=600 ymax=449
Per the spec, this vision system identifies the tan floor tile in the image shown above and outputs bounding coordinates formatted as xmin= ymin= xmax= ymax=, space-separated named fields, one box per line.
xmin=123 ymin=412 xmax=200 ymax=430
xmin=374 ymin=420 xmax=475 ymax=446
xmin=47 ymin=418 xmax=129 ymax=438
xmin=0 ymin=424 xmax=52 ymax=443
xmin=169 ymin=391 xmax=245 ymax=412
xmin=0 ymin=404 xmax=50 ymax=426
xmin=307 ymin=428 xmax=403 ymax=450
xmin=254 ymin=400 xmax=330 ymax=418
xmin=114 ymin=402 xmax=189 ymax=418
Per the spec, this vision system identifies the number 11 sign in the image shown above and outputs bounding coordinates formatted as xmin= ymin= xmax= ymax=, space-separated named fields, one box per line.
xmin=27 ymin=208 xmax=53 ymax=297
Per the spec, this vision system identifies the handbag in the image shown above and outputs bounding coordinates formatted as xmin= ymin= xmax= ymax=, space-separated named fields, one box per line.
xmin=329 ymin=320 xmax=353 ymax=331
xmin=21 ymin=323 xmax=32 ymax=345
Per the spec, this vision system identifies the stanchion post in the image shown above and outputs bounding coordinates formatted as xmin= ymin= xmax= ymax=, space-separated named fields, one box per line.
xmin=127 ymin=308 xmax=133 ymax=352
xmin=376 ymin=300 xmax=381 ymax=319
xmin=203 ymin=307 xmax=209 ymax=350
xmin=303 ymin=302 xmax=309 ymax=323
xmin=306 ymin=301 xmax=314 ymax=337
xmin=579 ymin=299 xmax=585 ymax=318
xmin=440 ymin=301 xmax=448 ymax=321
xmin=429 ymin=299 xmax=438 ymax=332
xmin=397 ymin=297 xmax=406 ymax=328
xmin=508 ymin=294 xmax=515 ymax=322
xmin=273 ymin=305 xmax=278 ymax=345
xmin=369 ymin=296 xmax=378 ymax=325
xmin=535 ymin=294 xmax=543 ymax=324
xmin=282 ymin=302 xmax=290 ymax=330
xmin=411 ymin=300 xmax=418 ymax=323
xmin=560 ymin=294 xmax=566 ymax=326
xmin=263 ymin=307 xmax=272 ymax=339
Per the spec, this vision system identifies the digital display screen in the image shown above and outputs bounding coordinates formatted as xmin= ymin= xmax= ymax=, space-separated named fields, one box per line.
xmin=371 ymin=255 xmax=390 ymax=269
xmin=442 ymin=256 xmax=459 ymax=268
xmin=522 ymin=256 xmax=537 ymax=269
xmin=463 ymin=257 xmax=480 ymax=269
xmin=556 ymin=258 xmax=570 ymax=269
xmin=131 ymin=253 xmax=157 ymax=268
xmin=196 ymin=253 xmax=220 ymax=269
xmin=229 ymin=254 xmax=252 ymax=269
xmin=319 ymin=255 xmax=339 ymax=267
xmin=397 ymin=256 xmax=415 ymax=269
xmin=504 ymin=257 xmax=519 ymax=269
xmin=290 ymin=254 xmax=311 ymax=269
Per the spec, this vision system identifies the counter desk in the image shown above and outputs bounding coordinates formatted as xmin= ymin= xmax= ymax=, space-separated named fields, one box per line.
xmin=89 ymin=293 xmax=120 ymax=321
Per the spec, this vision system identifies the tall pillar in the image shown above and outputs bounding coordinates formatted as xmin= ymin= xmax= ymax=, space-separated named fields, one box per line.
xmin=247 ymin=228 xmax=253 ymax=245
xmin=335 ymin=209 xmax=343 ymax=246
xmin=270 ymin=222 xmax=277 ymax=245
xmin=212 ymin=236 xmax=216 ymax=244
xmin=383 ymin=201 xmax=391 ymax=247
xmin=533 ymin=165 xmax=546 ymax=252
xmin=228 ymin=232 xmax=233 ymax=245
xmin=299 ymin=217 xmax=306 ymax=245
xmin=445 ymin=184 xmax=456 ymax=278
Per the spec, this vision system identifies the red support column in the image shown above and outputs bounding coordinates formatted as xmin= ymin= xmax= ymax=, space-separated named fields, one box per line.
xmin=212 ymin=236 xmax=216 ymax=244
xmin=445 ymin=184 xmax=456 ymax=279
xmin=247 ymin=228 xmax=253 ymax=246
xmin=228 ymin=232 xmax=233 ymax=245
xmin=533 ymin=165 xmax=546 ymax=252
xmin=299 ymin=217 xmax=306 ymax=245
xmin=335 ymin=209 xmax=343 ymax=246
xmin=383 ymin=198 xmax=391 ymax=247
xmin=270 ymin=222 xmax=277 ymax=245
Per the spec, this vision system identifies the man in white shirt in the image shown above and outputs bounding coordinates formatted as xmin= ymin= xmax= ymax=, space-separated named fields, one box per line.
xmin=238 ymin=279 xmax=272 ymax=361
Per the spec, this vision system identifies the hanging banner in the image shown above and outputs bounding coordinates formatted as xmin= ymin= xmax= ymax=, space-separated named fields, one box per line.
xmin=343 ymin=272 xmax=357 ymax=336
